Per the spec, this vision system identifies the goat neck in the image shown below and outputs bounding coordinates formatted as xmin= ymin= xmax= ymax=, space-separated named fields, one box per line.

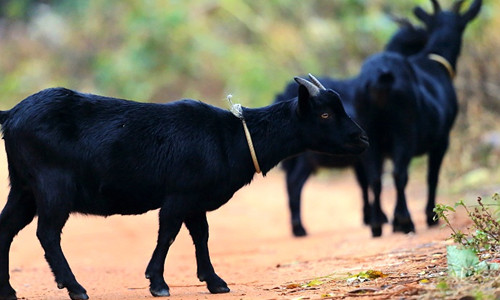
xmin=414 ymin=0 xmax=482 ymax=71
xmin=239 ymin=101 xmax=302 ymax=176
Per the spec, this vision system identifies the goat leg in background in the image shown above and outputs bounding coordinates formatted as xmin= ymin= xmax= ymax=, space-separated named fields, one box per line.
xmin=285 ymin=157 xmax=315 ymax=237
xmin=425 ymin=140 xmax=450 ymax=226
xmin=353 ymin=163 xmax=371 ymax=225
xmin=362 ymin=145 xmax=388 ymax=237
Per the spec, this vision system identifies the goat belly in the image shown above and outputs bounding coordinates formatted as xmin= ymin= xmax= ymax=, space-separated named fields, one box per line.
xmin=70 ymin=182 xmax=164 ymax=216
xmin=198 ymin=194 xmax=233 ymax=212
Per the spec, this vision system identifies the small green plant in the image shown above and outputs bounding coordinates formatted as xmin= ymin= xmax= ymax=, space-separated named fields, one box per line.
xmin=434 ymin=193 xmax=500 ymax=254
xmin=431 ymin=193 xmax=500 ymax=299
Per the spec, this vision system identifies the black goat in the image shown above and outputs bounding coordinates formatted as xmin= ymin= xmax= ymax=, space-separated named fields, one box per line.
xmin=0 ymin=75 xmax=368 ymax=300
xmin=275 ymin=19 xmax=428 ymax=237
xmin=354 ymin=0 xmax=481 ymax=237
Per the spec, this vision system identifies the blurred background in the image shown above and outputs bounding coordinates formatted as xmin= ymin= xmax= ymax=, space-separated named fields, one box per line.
xmin=0 ymin=0 xmax=498 ymax=197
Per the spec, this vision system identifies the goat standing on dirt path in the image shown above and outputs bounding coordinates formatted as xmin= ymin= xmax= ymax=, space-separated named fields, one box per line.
xmin=0 ymin=75 xmax=368 ymax=300
xmin=355 ymin=0 xmax=482 ymax=237
xmin=275 ymin=18 xmax=428 ymax=237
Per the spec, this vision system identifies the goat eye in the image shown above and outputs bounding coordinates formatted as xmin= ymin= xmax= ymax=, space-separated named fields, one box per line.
xmin=321 ymin=113 xmax=330 ymax=119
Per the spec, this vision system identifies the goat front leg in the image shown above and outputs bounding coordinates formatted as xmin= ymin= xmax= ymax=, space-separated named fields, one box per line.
xmin=354 ymin=163 xmax=370 ymax=225
xmin=426 ymin=142 xmax=448 ymax=227
xmin=184 ymin=212 xmax=229 ymax=294
xmin=392 ymin=150 xmax=414 ymax=234
xmin=145 ymin=205 xmax=183 ymax=297
xmin=363 ymin=150 xmax=387 ymax=237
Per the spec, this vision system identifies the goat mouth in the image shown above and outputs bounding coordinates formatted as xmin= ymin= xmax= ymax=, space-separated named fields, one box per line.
xmin=344 ymin=136 xmax=369 ymax=154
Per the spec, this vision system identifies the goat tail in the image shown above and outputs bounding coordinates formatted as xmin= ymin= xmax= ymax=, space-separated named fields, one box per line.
xmin=0 ymin=111 xmax=9 ymax=124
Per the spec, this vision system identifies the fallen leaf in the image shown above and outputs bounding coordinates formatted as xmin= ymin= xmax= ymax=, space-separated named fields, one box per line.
xmin=348 ymin=287 xmax=379 ymax=294
xmin=304 ymin=279 xmax=323 ymax=287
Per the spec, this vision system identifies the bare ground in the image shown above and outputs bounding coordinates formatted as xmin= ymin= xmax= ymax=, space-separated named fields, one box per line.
xmin=0 ymin=144 xmax=482 ymax=300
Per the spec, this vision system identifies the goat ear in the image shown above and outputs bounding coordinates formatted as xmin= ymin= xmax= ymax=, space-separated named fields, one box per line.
xmin=461 ymin=0 xmax=482 ymax=23
xmin=413 ymin=7 xmax=432 ymax=26
xmin=294 ymin=76 xmax=320 ymax=116
xmin=296 ymin=84 xmax=311 ymax=116
xmin=389 ymin=13 xmax=415 ymax=29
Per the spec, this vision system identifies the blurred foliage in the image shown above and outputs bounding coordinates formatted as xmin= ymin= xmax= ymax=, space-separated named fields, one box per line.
xmin=2 ymin=0 xmax=490 ymax=105
xmin=0 ymin=0 xmax=499 ymax=191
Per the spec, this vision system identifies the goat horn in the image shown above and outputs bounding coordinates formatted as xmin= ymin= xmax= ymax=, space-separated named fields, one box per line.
xmin=431 ymin=0 xmax=441 ymax=13
xmin=308 ymin=73 xmax=326 ymax=90
xmin=294 ymin=76 xmax=320 ymax=96
xmin=388 ymin=13 xmax=414 ymax=29
xmin=451 ymin=0 xmax=465 ymax=13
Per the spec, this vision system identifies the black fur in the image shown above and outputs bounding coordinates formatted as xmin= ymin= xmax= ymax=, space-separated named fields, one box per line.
xmin=355 ymin=0 xmax=482 ymax=237
xmin=0 ymin=78 xmax=368 ymax=299
xmin=275 ymin=20 xmax=428 ymax=237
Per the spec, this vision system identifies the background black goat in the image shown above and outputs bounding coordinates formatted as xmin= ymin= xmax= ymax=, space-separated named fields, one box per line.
xmin=354 ymin=0 xmax=482 ymax=237
xmin=0 ymin=75 xmax=368 ymax=300
xmin=275 ymin=18 xmax=428 ymax=237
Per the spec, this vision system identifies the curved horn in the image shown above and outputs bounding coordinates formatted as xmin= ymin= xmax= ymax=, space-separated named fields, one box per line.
xmin=388 ymin=13 xmax=414 ymax=29
xmin=431 ymin=0 xmax=441 ymax=13
xmin=451 ymin=0 xmax=465 ymax=13
xmin=308 ymin=73 xmax=326 ymax=90
xmin=294 ymin=76 xmax=320 ymax=96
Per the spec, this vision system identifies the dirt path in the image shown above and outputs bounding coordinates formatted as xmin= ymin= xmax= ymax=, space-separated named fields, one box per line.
xmin=0 ymin=145 xmax=470 ymax=300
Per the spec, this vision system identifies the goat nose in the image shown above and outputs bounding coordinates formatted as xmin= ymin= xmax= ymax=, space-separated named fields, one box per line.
xmin=352 ymin=131 xmax=369 ymax=146
xmin=360 ymin=134 xmax=369 ymax=145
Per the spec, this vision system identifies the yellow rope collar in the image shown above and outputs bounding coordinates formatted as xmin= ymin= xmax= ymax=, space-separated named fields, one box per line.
xmin=227 ymin=95 xmax=261 ymax=174
xmin=240 ymin=118 xmax=261 ymax=174
xmin=428 ymin=53 xmax=455 ymax=79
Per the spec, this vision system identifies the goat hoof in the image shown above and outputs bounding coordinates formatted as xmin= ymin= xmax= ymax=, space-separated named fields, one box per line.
xmin=427 ymin=214 xmax=439 ymax=227
xmin=292 ymin=225 xmax=307 ymax=237
xmin=69 ymin=292 xmax=89 ymax=300
xmin=393 ymin=219 xmax=415 ymax=234
xmin=371 ymin=225 xmax=382 ymax=237
xmin=0 ymin=294 xmax=17 ymax=300
xmin=363 ymin=214 xmax=371 ymax=225
xmin=205 ymin=274 xmax=229 ymax=294
xmin=0 ymin=285 xmax=17 ymax=300
xmin=370 ymin=209 xmax=388 ymax=226
xmin=208 ymin=285 xmax=230 ymax=294
xmin=150 ymin=287 xmax=170 ymax=297
xmin=381 ymin=213 xmax=389 ymax=224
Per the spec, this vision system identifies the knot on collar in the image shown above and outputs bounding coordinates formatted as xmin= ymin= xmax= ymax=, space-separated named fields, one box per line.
xmin=227 ymin=95 xmax=261 ymax=174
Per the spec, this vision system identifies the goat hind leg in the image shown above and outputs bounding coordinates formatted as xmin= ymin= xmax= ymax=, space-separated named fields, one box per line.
xmin=35 ymin=181 xmax=87 ymax=299
xmin=0 ymin=188 xmax=36 ymax=300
